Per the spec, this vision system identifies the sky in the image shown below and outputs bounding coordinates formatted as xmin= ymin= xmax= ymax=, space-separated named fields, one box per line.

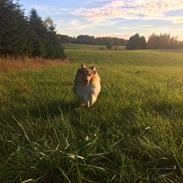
xmin=18 ymin=0 xmax=183 ymax=40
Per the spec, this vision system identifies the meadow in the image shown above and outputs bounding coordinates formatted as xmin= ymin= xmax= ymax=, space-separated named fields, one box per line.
xmin=0 ymin=46 xmax=183 ymax=182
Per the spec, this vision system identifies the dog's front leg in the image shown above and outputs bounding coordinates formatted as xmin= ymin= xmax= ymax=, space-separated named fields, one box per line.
xmin=89 ymin=94 xmax=96 ymax=106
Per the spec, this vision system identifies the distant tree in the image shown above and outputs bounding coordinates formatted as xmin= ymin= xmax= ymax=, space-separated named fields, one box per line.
xmin=147 ymin=34 xmax=159 ymax=49
xmin=127 ymin=33 xmax=147 ymax=50
xmin=58 ymin=34 xmax=73 ymax=43
xmin=127 ymin=33 xmax=139 ymax=50
xmin=58 ymin=34 xmax=127 ymax=46
xmin=139 ymin=36 xmax=147 ymax=49
xmin=76 ymin=35 xmax=95 ymax=44
xmin=147 ymin=33 xmax=182 ymax=49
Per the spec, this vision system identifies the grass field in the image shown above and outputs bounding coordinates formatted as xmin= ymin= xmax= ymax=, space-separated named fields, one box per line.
xmin=0 ymin=47 xmax=183 ymax=182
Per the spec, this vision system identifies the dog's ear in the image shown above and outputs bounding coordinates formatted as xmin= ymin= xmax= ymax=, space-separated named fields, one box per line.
xmin=90 ymin=65 xmax=96 ymax=74
xmin=81 ymin=64 xmax=86 ymax=69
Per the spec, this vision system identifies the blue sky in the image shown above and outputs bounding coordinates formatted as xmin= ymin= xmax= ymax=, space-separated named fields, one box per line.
xmin=19 ymin=0 xmax=183 ymax=40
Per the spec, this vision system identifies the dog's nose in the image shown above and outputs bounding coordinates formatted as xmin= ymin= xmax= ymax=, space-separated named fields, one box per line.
xmin=85 ymin=80 xmax=89 ymax=85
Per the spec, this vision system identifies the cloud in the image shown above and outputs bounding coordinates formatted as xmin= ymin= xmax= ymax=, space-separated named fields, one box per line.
xmin=28 ymin=1 xmax=183 ymax=40
xmin=30 ymin=1 xmax=183 ymax=24
xmin=94 ymin=32 xmax=130 ymax=38
xmin=61 ymin=19 xmax=116 ymax=31
xmin=121 ymin=24 xmax=156 ymax=30
xmin=72 ymin=0 xmax=183 ymax=24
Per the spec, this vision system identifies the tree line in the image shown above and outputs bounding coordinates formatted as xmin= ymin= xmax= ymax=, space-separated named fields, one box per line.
xmin=126 ymin=33 xmax=183 ymax=50
xmin=58 ymin=34 xmax=127 ymax=46
xmin=0 ymin=0 xmax=65 ymax=58
xmin=59 ymin=33 xmax=183 ymax=50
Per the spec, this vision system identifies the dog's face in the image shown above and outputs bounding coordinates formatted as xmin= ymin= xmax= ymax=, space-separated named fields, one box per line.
xmin=78 ymin=64 xmax=97 ymax=86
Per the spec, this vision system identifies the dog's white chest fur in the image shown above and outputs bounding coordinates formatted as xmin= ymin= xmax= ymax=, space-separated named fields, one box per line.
xmin=75 ymin=83 xmax=101 ymax=107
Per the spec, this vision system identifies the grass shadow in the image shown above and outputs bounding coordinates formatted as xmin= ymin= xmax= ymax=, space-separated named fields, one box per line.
xmin=145 ymin=100 xmax=183 ymax=119
xmin=2 ymin=99 xmax=80 ymax=124
xmin=28 ymin=100 xmax=80 ymax=120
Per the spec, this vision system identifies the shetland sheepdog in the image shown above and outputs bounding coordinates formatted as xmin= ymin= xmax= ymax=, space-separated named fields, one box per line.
xmin=74 ymin=64 xmax=101 ymax=107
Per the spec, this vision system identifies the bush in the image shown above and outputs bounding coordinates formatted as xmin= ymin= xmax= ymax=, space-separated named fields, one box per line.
xmin=99 ymin=47 xmax=105 ymax=50
xmin=107 ymin=43 xmax=113 ymax=49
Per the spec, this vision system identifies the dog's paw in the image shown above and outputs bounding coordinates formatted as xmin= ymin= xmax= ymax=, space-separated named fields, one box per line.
xmin=90 ymin=95 xmax=97 ymax=106
xmin=87 ymin=103 xmax=91 ymax=107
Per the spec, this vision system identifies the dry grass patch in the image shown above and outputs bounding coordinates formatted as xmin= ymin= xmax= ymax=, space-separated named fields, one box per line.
xmin=0 ymin=57 xmax=70 ymax=72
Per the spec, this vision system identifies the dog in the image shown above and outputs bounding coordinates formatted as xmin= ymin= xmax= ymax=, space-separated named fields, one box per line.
xmin=73 ymin=64 xmax=101 ymax=107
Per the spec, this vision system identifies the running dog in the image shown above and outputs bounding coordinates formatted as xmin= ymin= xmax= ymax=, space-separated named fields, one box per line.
xmin=74 ymin=64 xmax=101 ymax=107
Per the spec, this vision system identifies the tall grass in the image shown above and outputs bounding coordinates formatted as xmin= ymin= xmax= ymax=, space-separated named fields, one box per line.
xmin=0 ymin=57 xmax=69 ymax=72
xmin=0 ymin=49 xmax=183 ymax=182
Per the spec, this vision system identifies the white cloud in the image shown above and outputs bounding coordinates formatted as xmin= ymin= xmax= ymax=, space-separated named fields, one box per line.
xmin=61 ymin=19 xmax=116 ymax=31
xmin=29 ymin=1 xmax=183 ymax=40
xmin=72 ymin=0 xmax=183 ymax=24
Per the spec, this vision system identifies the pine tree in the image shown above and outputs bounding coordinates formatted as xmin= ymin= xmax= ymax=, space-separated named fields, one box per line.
xmin=29 ymin=9 xmax=47 ymax=57
xmin=29 ymin=10 xmax=65 ymax=58
xmin=0 ymin=0 xmax=32 ymax=56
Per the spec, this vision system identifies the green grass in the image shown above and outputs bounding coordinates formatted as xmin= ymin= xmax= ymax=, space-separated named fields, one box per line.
xmin=0 ymin=48 xmax=183 ymax=182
